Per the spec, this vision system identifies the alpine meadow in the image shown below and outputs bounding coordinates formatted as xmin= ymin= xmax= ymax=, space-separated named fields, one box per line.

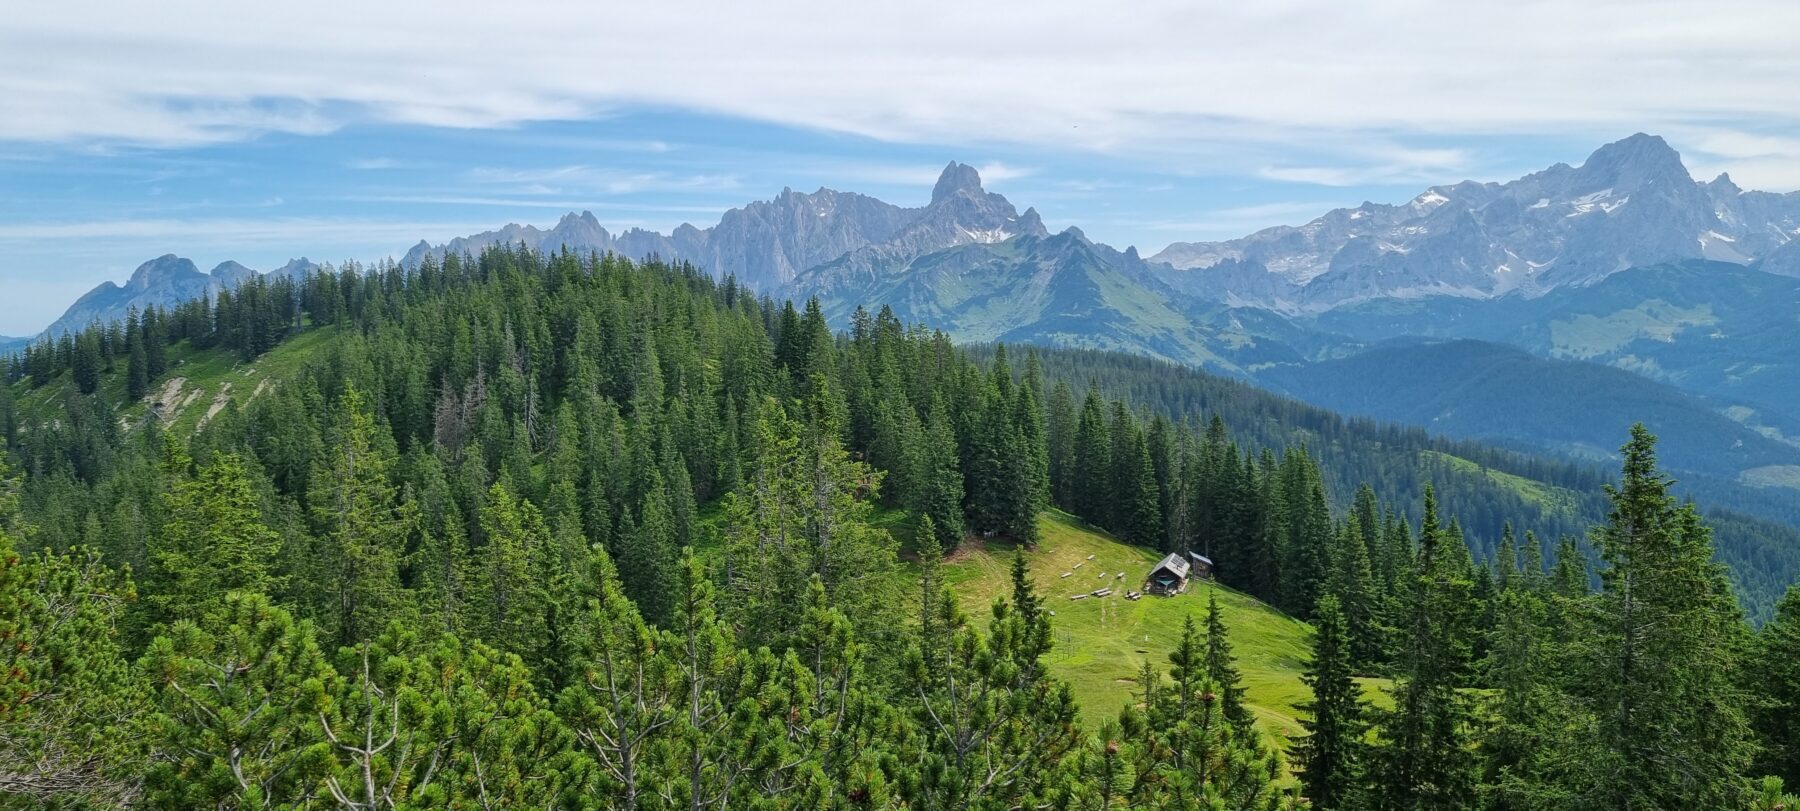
xmin=7 ymin=2 xmax=1800 ymax=809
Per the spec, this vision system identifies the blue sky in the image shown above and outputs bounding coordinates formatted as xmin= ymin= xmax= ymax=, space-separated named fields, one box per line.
xmin=4 ymin=0 xmax=1799 ymax=335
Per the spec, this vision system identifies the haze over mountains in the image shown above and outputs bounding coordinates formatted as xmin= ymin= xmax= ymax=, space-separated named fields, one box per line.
xmin=23 ymin=134 xmax=1800 ymax=512
xmin=1154 ymin=133 xmax=1800 ymax=310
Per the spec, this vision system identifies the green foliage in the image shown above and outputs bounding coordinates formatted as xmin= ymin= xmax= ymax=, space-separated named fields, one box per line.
xmin=721 ymin=395 xmax=899 ymax=652
xmin=1753 ymin=587 xmax=1800 ymax=787
xmin=1364 ymin=487 xmax=1479 ymax=810
xmin=149 ymin=451 xmax=284 ymax=624
xmin=0 ymin=247 xmax=1789 ymax=807
xmin=0 ymin=485 xmax=147 ymax=808
xmin=141 ymin=592 xmax=334 ymax=809
xmin=1571 ymin=424 xmax=1757 ymax=807
xmin=1296 ymin=596 xmax=1364 ymax=811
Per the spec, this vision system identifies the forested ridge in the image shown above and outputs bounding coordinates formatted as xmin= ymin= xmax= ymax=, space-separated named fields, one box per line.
xmin=3 ymin=246 xmax=1798 ymax=808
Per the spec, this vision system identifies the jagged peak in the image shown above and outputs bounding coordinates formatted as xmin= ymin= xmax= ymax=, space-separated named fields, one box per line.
xmin=1017 ymin=206 xmax=1048 ymax=238
xmin=932 ymin=161 xmax=983 ymax=204
xmin=1581 ymin=132 xmax=1690 ymax=185
xmin=557 ymin=210 xmax=603 ymax=229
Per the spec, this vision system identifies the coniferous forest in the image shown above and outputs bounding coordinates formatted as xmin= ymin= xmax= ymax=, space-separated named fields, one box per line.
xmin=3 ymin=247 xmax=1799 ymax=808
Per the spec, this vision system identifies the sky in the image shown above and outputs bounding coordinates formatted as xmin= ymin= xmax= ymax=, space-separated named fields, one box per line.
xmin=3 ymin=0 xmax=1799 ymax=335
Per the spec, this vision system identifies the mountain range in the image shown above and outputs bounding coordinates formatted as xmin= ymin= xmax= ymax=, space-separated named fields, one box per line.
xmin=22 ymin=134 xmax=1800 ymax=518
xmin=37 ymin=255 xmax=321 ymax=339
xmin=1152 ymin=133 xmax=1800 ymax=310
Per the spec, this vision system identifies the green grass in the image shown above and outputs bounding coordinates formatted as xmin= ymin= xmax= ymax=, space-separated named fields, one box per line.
xmin=942 ymin=510 xmax=1385 ymax=742
xmin=1547 ymin=300 xmax=1715 ymax=360
xmin=1422 ymin=449 xmax=1582 ymax=518
xmin=9 ymin=326 xmax=340 ymax=435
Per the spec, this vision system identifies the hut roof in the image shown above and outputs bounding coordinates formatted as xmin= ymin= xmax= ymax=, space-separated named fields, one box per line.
xmin=1149 ymin=553 xmax=1190 ymax=580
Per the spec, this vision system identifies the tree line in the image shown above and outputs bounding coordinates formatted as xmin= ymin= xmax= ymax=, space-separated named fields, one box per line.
xmin=0 ymin=245 xmax=1796 ymax=807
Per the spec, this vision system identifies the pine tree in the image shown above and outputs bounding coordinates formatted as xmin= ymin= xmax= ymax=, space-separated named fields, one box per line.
xmin=0 ymin=490 xmax=147 ymax=807
xmin=911 ymin=395 xmax=967 ymax=551
xmin=1296 ymin=596 xmax=1365 ymax=811
xmin=1753 ymin=586 xmax=1800 ymax=787
xmin=1574 ymin=424 xmax=1755 ymax=808
xmin=150 ymin=452 xmax=285 ymax=624
xmin=1202 ymin=590 xmax=1254 ymax=736
xmin=1133 ymin=608 xmax=1292 ymax=809
xmin=142 ymin=592 xmax=335 ymax=808
xmin=309 ymin=386 xmax=416 ymax=647
xmin=1364 ymin=485 xmax=1478 ymax=810
xmin=902 ymin=550 xmax=1079 ymax=810
xmin=1072 ymin=386 xmax=1112 ymax=526
xmin=556 ymin=544 xmax=680 ymax=810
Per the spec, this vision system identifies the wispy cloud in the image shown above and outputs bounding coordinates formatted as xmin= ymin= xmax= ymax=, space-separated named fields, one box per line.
xmin=7 ymin=0 xmax=1800 ymax=183
xmin=347 ymin=157 xmax=412 ymax=170
xmin=0 ymin=217 xmax=499 ymax=246
xmin=345 ymin=194 xmax=729 ymax=214
xmin=463 ymin=165 xmax=743 ymax=195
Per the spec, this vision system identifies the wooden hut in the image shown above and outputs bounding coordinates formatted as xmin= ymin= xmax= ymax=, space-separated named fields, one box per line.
xmin=1144 ymin=553 xmax=1191 ymax=596
xmin=1187 ymin=551 xmax=1215 ymax=580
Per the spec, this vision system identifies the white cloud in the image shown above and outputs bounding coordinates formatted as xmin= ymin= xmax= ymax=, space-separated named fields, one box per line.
xmin=347 ymin=157 xmax=410 ymax=170
xmin=5 ymin=0 xmax=1797 ymax=189
xmin=1667 ymin=128 xmax=1800 ymax=189
xmin=462 ymin=165 xmax=744 ymax=195
xmin=0 ymin=217 xmax=498 ymax=247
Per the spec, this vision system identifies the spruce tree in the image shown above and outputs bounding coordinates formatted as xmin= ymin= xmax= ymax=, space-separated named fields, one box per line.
xmin=1202 ymin=589 xmax=1254 ymax=735
xmin=1118 ymin=427 xmax=1165 ymax=550
xmin=1753 ymin=586 xmax=1800 ymax=786
xmin=617 ymin=469 xmax=679 ymax=627
xmin=1575 ymin=424 xmax=1755 ymax=808
xmin=1071 ymin=386 xmax=1112 ymax=526
xmin=151 ymin=452 xmax=286 ymax=625
xmin=1297 ymin=595 xmax=1365 ymax=811
xmin=1364 ymin=485 xmax=1478 ymax=810
xmin=308 ymin=386 xmax=416 ymax=647
xmin=912 ymin=395 xmax=967 ymax=551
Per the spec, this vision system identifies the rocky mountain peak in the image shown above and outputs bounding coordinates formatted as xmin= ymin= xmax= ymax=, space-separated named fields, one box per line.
xmin=210 ymin=260 xmax=256 ymax=283
xmin=932 ymin=162 xmax=984 ymax=205
xmin=1579 ymin=132 xmax=1691 ymax=189
xmin=127 ymin=255 xmax=201 ymax=291
xmin=1708 ymin=172 xmax=1742 ymax=195
xmin=1018 ymin=207 xmax=1048 ymax=238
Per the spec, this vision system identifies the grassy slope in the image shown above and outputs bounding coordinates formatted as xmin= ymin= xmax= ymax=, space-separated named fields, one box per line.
xmin=1421 ymin=449 xmax=1582 ymax=518
xmin=9 ymin=327 xmax=337 ymax=434
xmin=943 ymin=510 xmax=1381 ymax=741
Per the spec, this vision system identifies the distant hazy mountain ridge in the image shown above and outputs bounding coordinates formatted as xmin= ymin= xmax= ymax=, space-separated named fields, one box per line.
xmin=40 ymin=255 xmax=320 ymax=338
xmin=1151 ymin=134 xmax=1800 ymax=311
